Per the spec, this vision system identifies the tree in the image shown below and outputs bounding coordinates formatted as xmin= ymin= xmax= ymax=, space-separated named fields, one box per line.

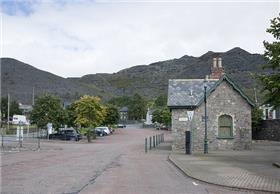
xmin=64 ymin=103 xmax=77 ymax=127
xmin=252 ymin=107 xmax=263 ymax=130
xmin=103 ymin=104 xmax=120 ymax=126
xmin=73 ymin=95 xmax=106 ymax=128
xmin=128 ymin=93 xmax=147 ymax=120
xmin=1 ymin=97 xmax=22 ymax=121
xmin=154 ymin=94 xmax=167 ymax=107
xmin=259 ymin=14 xmax=280 ymax=108
xmin=107 ymin=96 xmax=131 ymax=107
xmin=152 ymin=106 xmax=171 ymax=126
xmin=30 ymin=94 xmax=64 ymax=129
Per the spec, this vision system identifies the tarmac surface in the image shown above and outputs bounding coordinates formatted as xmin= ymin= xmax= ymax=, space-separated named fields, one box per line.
xmin=1 ymin=126 xmax=279 ymax=194
xmin=169 ymin=141 xmax=280 ymax=193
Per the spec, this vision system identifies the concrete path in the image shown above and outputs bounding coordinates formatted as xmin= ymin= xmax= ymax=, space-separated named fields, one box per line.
xmin=169 ymin=141 xmax=280 ymax=193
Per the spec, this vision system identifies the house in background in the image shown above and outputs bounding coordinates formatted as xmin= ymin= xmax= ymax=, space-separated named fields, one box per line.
xmin=260 ymin=105 xmax=280 ymax=120
xmin=167 ymin=58 xmax=255 ymax=152
xmin=118 ymin=106 xmax=128 ymax=126
xmin=19 ymin=103 xmax=33 ymax=114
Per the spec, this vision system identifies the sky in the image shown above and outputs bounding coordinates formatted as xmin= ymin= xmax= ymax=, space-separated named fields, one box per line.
xmin=0 ymin=0 xmax=279 ymax=78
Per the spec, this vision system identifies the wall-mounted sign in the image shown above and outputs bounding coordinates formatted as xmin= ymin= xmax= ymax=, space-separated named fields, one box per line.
xmin=187 ymin=111 xmax=194 ymax=121
xmin=179 ymin=118 xmax=188 ymax=122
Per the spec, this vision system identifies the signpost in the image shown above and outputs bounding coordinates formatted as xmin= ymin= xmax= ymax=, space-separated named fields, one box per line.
xmin=47 ymin=123 xmax=53 ymax=140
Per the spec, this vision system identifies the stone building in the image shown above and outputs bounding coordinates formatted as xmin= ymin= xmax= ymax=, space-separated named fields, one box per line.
xmin=167 ymin=58 xmax=255 ymax=151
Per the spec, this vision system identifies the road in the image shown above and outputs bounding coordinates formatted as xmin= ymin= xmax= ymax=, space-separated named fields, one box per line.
xmin=1 ymin=126 xmax=252 ymax=194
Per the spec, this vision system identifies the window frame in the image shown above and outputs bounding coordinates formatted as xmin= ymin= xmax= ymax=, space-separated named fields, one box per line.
xmin=217 ymin=114 xmax=233 ymax=139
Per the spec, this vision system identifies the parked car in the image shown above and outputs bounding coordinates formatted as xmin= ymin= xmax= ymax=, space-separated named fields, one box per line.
xmin=156 ymin=123 xmax=169 ymax=130
xmin=94 ymin=127 xmax=111 ymax=136
xmin=93 ymin=127 xmax=106 ymax=137
xmin=117 ymin=123 xmax=126 ymax=128
xmin=159 ymin=124 xmax=169 ymax=130
xmin=49 ymin=128 xmax=82 ymax=141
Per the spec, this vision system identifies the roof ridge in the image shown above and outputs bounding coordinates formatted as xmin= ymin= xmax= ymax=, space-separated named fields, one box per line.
xmin=169 ymin=79 xmax=218 ymax=81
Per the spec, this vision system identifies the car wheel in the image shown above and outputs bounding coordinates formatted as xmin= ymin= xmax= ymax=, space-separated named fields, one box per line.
xmin=100 ymin=133 xmax=103 ymax=137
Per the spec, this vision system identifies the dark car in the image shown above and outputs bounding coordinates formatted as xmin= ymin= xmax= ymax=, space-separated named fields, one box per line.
xmin=93 ymin=127 xmax=107 ymax=137
xmin=117 ymin=124 xmax=126 ymax=128
xmin=49 ymin=128 xmax=82 ymax=141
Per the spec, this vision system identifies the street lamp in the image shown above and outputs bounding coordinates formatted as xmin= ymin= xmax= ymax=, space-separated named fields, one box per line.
xmin=204 ymin=85 xmax=208 ymax=154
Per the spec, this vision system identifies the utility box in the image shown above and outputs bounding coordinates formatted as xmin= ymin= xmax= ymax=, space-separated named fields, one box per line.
xmin=185 ymin=131 xmax=191 ymax=154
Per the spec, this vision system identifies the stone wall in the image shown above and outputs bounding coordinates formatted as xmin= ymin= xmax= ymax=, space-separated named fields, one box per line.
xmin=171 ymin=81 xmax=252 ymax=152
xmin=254 ymin=120 xmax=280 ymax=141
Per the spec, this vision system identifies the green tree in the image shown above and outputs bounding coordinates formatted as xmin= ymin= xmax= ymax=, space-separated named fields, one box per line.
xmin=161 ymin=107 xmax=171 ymax=126
xmin=108 ymin=96 xmax=131 ymax=107
xmin=252 ymin=107 xmax=263 ymax=130
xmin=103 ymin=104 xmax=120 ymax=126
xmin=259 ymin=14 xmax=280 ymax=108
xmin=30 ymin=94 xmax=64 ymax=129
xmin=152 ymin=107 xmax=171 ymax=126
xmin=73 ymin=95 xmax=105 ymax=128
xmin=154 ymin=94 xmax=167 ymax=107
xmin=152 ymin=109 xmax=161 ymax=123
xmin=64 ymin=103 xmax=77 ymax=127
xmin=128 ymin=93 xmax=147 ymax=120
xmin=1 ymin=97 xmax=22 ymax=121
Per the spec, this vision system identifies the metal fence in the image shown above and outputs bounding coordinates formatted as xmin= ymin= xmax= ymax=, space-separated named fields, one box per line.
xmin=1 ymin=127 xmax=42 ymax=152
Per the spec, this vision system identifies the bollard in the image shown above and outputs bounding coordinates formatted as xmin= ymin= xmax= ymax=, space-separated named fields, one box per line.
xmin=37 ymin=129 xmax=40 ymax=150
xmin=185 ymin=131 xmax=191 ymax=154
xmin=149 ymin=136 xmax=152 ymax=150
xmin=145 ymin=138 xmax=147 ymax=153
xmin=153 ymin=136 xmax=155 ymax=148
xmin=156 ymin=135 xmax=158 ymax=146
xmin=163 ymin=133 xmax=164 ymax=142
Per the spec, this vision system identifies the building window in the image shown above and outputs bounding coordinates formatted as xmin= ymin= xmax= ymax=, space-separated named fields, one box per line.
xmin=218 ymin=115 xmax=233 ymax=138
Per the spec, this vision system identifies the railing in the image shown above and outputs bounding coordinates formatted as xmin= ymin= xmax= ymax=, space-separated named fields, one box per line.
xmin=1 ymin=128 xmax=42 ymax=152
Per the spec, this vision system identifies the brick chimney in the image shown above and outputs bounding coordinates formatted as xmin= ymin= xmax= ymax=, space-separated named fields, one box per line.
xmin=209 ymin=57 xmax=224 ymax=79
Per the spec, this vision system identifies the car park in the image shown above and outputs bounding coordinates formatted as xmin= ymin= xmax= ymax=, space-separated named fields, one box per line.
xmin=49 ymin=128 xmax=82 ymax=141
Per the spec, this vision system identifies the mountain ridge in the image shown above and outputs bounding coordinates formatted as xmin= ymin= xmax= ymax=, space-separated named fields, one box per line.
xmin=1 ymin=47 xmax=268 ymax=104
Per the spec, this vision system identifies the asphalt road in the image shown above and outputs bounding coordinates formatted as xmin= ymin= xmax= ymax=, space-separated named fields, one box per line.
xmin=1 ymin=126 xmax=253 ymax=194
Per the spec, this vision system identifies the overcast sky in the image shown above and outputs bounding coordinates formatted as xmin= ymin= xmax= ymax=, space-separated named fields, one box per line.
xmin=0 ymin=0 xmax=279 ymax=78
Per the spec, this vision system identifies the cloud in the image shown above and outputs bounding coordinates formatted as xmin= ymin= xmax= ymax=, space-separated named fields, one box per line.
xmin=1 ymin=0 xmax=279 ymax=77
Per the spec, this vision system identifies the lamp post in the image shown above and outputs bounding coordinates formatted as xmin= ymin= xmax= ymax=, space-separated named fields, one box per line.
xmin=204 ymin=85 xmax=208 ymax=154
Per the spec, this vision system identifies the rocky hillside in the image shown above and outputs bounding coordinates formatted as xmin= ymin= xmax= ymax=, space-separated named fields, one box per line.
xmin=1 ymin=47 xmax=269 ymax=104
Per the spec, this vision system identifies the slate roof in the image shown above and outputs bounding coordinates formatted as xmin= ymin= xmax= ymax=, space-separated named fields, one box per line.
xmin=167 ymin=75 xmax=255 ymax=108
xmin=167 ymin=79 xmax=217 ymax=108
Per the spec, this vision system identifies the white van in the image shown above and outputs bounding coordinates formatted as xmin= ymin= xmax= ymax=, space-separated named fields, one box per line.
xmin=12 ymin=115 xmax=27 ymax=125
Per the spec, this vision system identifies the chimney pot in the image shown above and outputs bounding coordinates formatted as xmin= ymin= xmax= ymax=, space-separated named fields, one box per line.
xmin=213 ymin=58 xmax=217 ymax=68
xmin=218 ymin=57 xmax=222 ymax=68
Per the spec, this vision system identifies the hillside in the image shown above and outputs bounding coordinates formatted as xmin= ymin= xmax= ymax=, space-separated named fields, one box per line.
xmin=1 ymin=47 xmax=269 ymax=104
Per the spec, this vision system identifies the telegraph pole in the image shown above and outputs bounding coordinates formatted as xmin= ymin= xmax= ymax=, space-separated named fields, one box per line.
xmin=7 ymin=93 xmax=10 ymax=130
xmin=32 ymin=87 xmax=35 ymax=106
xmin=204 ymin=86 xmax=208 ymax=154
